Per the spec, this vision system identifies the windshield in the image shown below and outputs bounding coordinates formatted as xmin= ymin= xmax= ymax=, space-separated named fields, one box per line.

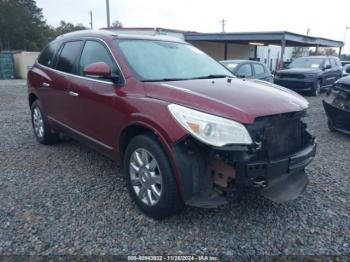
xmin=115 ymin=39 xmax=233 ymax=81
xmin=289 ymin=57 xmax=324 ymax=69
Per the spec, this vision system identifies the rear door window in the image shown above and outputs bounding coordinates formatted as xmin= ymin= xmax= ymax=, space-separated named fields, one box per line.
xmin=38 ymin=42 xmax=59 ymax=68
xmin=78 ymin=40 xmax=118 ymax=77
xmin=252 ymin=63 xmax=265 ymax=76
xmin=237 ymin=64 xmax=253 ymax=77
xmin=324 ymin=59 xmax=331 ymax=69
xmin=56 ymin=41 xmax=83 ymax=74
xmin=330 ymin=59 xmax=337 ymax=68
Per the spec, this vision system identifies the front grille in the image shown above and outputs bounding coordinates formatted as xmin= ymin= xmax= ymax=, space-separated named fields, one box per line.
xmin=278 ymin=73 xmax=305 ymax=79
xmin=275 ymin=80 xmax=313 ymax=89
xmin=263 ymin=118 xmax=302 ymax=159
xmin=248 ymin=112 xmax=305 ymax=160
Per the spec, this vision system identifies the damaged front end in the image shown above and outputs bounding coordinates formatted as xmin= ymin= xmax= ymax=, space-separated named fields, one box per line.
xmin=323 ymin=82 xmax=350 ymax=134
xmin=173 ymin=111 xmax=316 ymax=208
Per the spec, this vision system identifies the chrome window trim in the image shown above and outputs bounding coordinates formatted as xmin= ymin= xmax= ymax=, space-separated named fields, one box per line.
xmin=48 ymin=116 xmax=113 ymax=150
xmin=38 ymin=37 xmax=126 ymax=85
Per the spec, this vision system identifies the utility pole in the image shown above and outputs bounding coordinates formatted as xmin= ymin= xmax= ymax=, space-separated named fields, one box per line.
xmin=89 ymin=11 xmax=93 ymax=29
xmin=106 ymin=0 xmax=111 ymax=28
xmin=341 ymin=25 xmax=350 ymax=56
xmin=220 ymin=19 xmax=227 ymax=33
xmin=306 ymin=28 xmax=310 ymax=36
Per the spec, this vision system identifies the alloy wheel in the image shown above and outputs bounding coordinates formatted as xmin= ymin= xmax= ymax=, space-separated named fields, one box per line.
xmin=129 ymin=148 xmax=163 ymax=206
xmin=33 ymin=107 xmax=44 ymax=138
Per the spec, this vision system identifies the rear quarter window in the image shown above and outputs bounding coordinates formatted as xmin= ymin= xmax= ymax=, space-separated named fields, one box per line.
xmin=38 ymin=42 xmax=59 ymax=68
xmin=335 ymin=58 xmax=342 ymax=67
xmin=56 ymin=41 xmax=83 ymax=74
xmin=253 ymin=63 xmax=265 ymax=75
xmin=330 ymin=59 xmax=337 ymax=68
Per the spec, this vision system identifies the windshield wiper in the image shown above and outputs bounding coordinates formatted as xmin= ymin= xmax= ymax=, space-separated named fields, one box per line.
xmin=142 ymin=77 xmax=189 ymax=82
xmin=142 ymin=74 xmax=234 ymax=82
xmin=190 ymin=74 xmax=234 ymax=80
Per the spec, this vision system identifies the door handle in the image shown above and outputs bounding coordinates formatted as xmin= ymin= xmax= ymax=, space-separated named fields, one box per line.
xmin=42 ymin=82 xmax=50 ymax=87
xmin=68 ymin=91 xmax=79 ymax=97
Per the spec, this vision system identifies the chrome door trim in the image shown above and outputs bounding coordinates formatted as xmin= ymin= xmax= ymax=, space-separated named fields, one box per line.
xmin=47 ymin=116 xmax=113 ymax=150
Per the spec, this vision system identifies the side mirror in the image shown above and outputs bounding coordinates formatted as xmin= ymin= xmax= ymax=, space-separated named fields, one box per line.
xmin=324 ymin=64 xmax=331 ymax=70
xmin=236 ymin=74 xmax=246 ymax=78
xmin=84 ymin=62 xmax=113 ymax=79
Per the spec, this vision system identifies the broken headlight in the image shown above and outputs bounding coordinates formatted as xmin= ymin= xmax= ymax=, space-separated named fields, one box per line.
xmin=168 ymin=104 xmax=253 ymax=147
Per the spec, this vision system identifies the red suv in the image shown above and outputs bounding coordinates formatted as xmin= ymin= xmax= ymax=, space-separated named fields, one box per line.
xmin=28 ymin=30 xmax=316 ymax=219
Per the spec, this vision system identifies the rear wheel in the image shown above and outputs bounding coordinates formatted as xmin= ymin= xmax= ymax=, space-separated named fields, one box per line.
xmin=124 ymin=134 xmax=183 ymax=219
xmin=30 ymin=100 xmax=59 ymax=144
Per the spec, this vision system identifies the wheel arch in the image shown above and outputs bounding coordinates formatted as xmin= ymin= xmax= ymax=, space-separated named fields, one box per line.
xmin=118 ymin=122 xmax=186 ymax=199
xmin=29 ymin=93 xmax=38 ymax=108
xmin=119 ymin=124 xmax=157 ymax=165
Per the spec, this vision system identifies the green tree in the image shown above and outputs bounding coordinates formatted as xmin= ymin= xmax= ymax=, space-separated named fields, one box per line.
xmin=53 ymin=20 xmax=87 ymax=37
xmin=0 ymin=1 xmax=87 ymax=51
xmin=0 ymin=0 xmax=47 ymax=50
xmin=112 ymin=20 xmax=123 ymax=28
xmin=309 ymin=47 xmax=337 ymax=56
xmin=292 ymin=47 xmax=305 ymax=58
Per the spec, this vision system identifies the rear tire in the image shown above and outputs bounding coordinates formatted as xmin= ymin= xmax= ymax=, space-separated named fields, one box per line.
xmin=30 ymin=100 xmax=59 ymax=145
xmin=124 ymin=134 xmax=183 ymax=219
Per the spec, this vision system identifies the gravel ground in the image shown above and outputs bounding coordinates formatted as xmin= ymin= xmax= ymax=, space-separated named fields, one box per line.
xmin=0 ymin=79 xmax=349 ymax=257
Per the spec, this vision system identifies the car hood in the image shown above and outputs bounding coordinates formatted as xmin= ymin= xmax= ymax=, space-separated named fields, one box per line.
xmin=337 ymin=75 xmax=350 ymax=84
xmin=278 ymin=68 xmax=322 ymax=74
xmin=144 ymin=78 xmax=309 ymax=124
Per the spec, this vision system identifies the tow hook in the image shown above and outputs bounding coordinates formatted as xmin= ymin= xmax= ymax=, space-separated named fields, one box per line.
xmin=252 ymin=177 xmax=268 ymax=188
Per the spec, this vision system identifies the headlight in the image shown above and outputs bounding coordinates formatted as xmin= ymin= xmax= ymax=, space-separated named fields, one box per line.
xmin=168 ymin=104 xmax=253 ymax=147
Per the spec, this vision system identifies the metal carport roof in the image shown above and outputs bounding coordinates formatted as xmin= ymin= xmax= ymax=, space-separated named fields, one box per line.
xmin=184 ymin=31 xmax=343 ymax=48
xmin=185 ymin=31 xmax=344 ymax=63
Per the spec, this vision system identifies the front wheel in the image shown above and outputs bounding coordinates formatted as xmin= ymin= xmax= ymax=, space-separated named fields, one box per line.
xmin=124 ymin=134 xmax=183 ymax=219
xmin=311 ymin=80 xmax=321 ymax=96
xmin=327 ymin=118 xmax=335 ymax=132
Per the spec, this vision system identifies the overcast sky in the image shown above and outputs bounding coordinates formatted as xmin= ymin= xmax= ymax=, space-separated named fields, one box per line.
xmin=36 ymin=0 xmax=350 ymax=53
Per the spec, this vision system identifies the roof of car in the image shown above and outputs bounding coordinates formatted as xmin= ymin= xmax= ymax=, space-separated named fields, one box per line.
xmin=55 ymin=29 xmax=186 ymax=43
xmin=297 ymin=56 xmax=339 ymax=59
xmin=220 ymin=60 xmax=263 ymax=64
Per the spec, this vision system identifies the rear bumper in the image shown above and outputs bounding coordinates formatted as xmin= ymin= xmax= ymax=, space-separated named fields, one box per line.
xmin=274 ymin=79 xmax=315 ymax=91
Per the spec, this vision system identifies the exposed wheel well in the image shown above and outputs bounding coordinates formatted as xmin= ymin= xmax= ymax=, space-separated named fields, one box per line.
xmin=29 ymin=93 xmax=38 ymax=108
xmin=119 ymin=125 xmax=159 ymax=166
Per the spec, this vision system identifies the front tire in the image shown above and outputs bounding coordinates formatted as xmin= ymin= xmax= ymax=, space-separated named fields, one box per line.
xmin=311 ymin=80 xmax=321 ymax=96
xmin=124 ymin=134 xmax=183 ymax=219
xmin=30 ymin=100 xmax=59 ymax=145
xmin=327 ymin=118 xmax=335 ymax=132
